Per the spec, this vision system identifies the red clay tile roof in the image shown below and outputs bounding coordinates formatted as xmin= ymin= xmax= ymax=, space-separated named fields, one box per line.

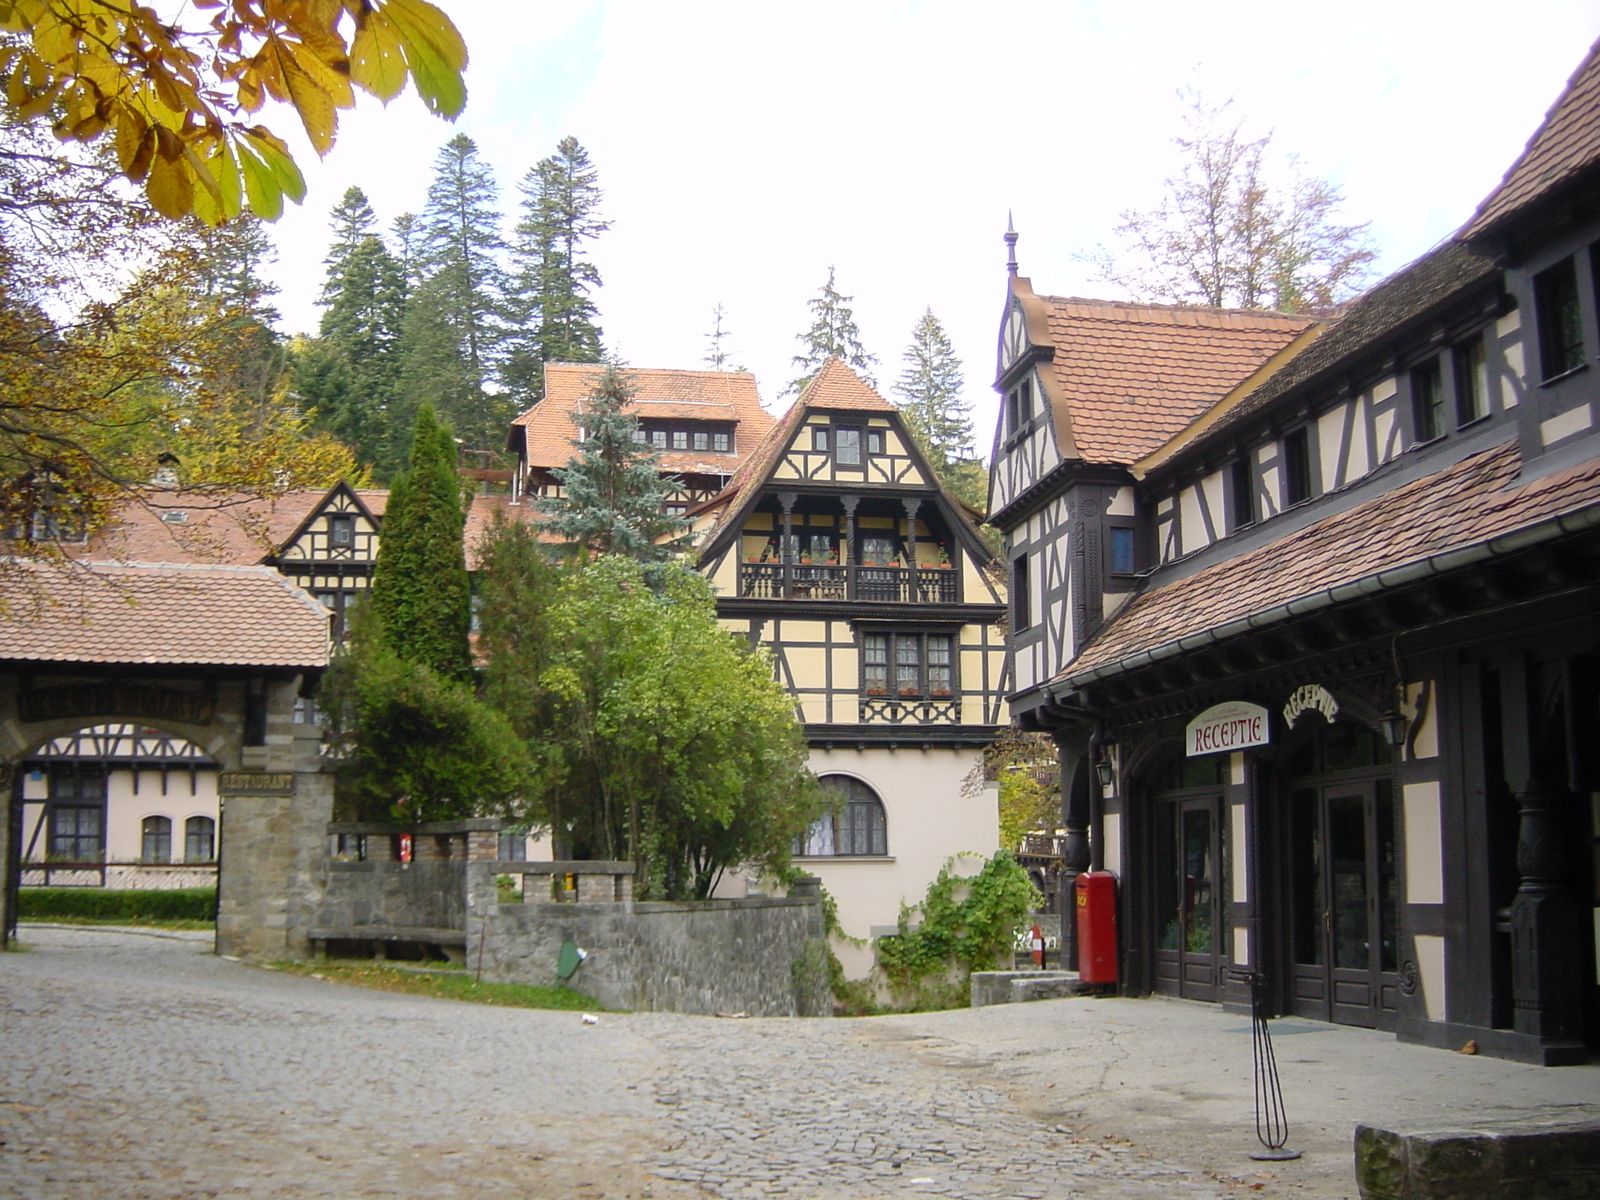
xmin=1061 ymin=439 xmax=1600 ymax=684
xmin=796 ymin=357 xmax=896 ymax=412
xmin=0 ymin=562 xmax=330 ymax=667
xmin=1461 ymin=37 xmax=1600 ymax=239
xmin=87 ymin=491 xmax=329 ymax=566
xmin=510 ymin=364 xmax=775 ymax=475
xmin=1039 ymin=298 xmax=1315 ymax=464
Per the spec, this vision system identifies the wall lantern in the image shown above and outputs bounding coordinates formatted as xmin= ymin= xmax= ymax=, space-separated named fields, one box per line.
xmin=1093 ymin=758 xmax=1115 ymax=790
xmin=1379 ymin=711 xmax=1408 ymax=748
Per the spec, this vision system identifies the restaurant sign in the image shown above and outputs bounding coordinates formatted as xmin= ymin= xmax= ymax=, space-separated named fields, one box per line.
xmin=1185 ymin=701 xmax=1270 ymax=757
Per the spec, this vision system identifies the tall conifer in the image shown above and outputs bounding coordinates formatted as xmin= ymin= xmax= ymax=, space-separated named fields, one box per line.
xmin=787 ymin=266 xmax=877 ymax=395
xmin=504 ymin=136 xmax=608 ymax=401
xmin=369 ymin=404 xmax=472 ymax=679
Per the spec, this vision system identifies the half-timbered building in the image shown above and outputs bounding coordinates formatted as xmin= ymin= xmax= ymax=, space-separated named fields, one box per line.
xmin=508 ymin=363 xmax=776 ymax=514
xmin=994 ymin=39 xmax=1600 ymax=1063
xmin=691 ymin=360 xmax=1007 ymax=967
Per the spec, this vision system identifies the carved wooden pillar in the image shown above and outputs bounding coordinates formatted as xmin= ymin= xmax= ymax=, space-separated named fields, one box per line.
xmin=841 ymin=495 xmax=859 ymax=601
xmin=1057 ymin=738 xmax=1092 ymax=971
xmin=901 ymin=497 xmax=922 ymax=563
xmin=1509 ymin=778 xmax=1583 ymax=1039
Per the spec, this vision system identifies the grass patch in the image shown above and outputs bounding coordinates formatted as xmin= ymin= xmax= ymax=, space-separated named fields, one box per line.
xmin=267 ymin=961 xmax=606 ymax=1011
xmin=19 ymin=915 xmax=214 ymax=931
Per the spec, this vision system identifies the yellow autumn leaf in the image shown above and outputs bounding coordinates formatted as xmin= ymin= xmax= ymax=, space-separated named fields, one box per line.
xmin=284 ymin=36 xmax=353 ymax=108
xmin=145 ymin=150 xmax=194 ymax=220
xmin=349 ymin=9 xmax=407 ymax=102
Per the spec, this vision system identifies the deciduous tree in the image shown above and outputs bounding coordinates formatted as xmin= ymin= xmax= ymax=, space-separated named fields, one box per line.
xmin=1 ymin=0 xmax=468 ymax=223
xmin=788 ymin=266 xmax=877 ymax=395
xmin=1089 ymin=94 xmax=1376 ymax=314
xmin=477 ymin=542 xmax=823 ymax=899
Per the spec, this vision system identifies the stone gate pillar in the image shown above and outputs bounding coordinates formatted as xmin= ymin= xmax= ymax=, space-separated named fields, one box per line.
xmin=215 ymin=682 xmax=333 ymax=960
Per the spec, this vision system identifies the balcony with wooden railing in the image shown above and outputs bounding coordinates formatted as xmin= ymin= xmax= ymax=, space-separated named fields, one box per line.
xmin=738 ymin=562 xmax=958 ymax=603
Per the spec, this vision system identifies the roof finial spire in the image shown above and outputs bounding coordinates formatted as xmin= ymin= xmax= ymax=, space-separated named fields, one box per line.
xmin=1004 ymin=212 xmax=1019 ymax=277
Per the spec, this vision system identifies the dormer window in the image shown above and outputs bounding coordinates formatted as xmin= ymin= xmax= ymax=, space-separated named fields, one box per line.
xmin=671 ymin=430 xmax=689 ymax=450
xmin=329 ymin=514 xmax=355 ymax=548
xmin=835 ymin=427 xmax=862 ymax=466
xmin=867 ymin=430 xmax=885 ymax=455
xmin=1006 ymin=378 xmax=1034 ymax=437
xmin=1453 ymin=335 xmax=1490 ymax=425
xmin=811 ymin=427 xmax=829 ymax=452
xmin=1282 ymin=427 xmax=1314 ymax=506
xmin=1535 ymin=257 xmax=1584 ymax=380
xmin=1411 ymin=357 xmax=1444 ymax=443
xmin=1230 ymin=458 xmax=1256 ymax=530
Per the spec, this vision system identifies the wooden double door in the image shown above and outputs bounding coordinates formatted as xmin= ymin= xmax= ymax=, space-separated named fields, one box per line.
xmin=1285 ymin=774 xmax=1401 ymax=1029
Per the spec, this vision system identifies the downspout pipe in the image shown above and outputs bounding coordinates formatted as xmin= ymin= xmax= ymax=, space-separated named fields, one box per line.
xmin=1046 ymin=501 xmax=1600 ymax=695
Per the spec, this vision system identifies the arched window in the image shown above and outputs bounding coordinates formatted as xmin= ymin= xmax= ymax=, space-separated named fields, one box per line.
xmin=184 ymin=816 xmax=215 ymax=863
xmin=796 ymin=776 xmax=888 ymax=857
xmin=141 ymin=816 xmax=172 ymax=864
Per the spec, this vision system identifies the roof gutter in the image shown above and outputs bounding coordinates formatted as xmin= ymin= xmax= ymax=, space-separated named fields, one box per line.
xmin=1048 ymin=499 xmax=1600 ymax=696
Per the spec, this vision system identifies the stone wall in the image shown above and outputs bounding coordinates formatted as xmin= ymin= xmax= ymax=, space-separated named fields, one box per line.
xmin=476 ymin=893 xmax=831 ymax=1017
xmin=316 ymin=860 xmax=467 ymax=934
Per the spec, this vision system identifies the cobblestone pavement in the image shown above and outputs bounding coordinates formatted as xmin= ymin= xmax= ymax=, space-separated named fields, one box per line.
xmin=1 ymin=928 xmax=1245 ymax=1199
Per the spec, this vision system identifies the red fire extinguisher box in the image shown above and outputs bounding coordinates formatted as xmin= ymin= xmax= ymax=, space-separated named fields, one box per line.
xmin=1074 ymin=871 xmax=1119 ymax=984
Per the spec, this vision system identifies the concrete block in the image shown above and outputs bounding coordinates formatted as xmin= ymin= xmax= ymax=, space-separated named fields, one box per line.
xmin=970 ymin=970 xmax=1085 ymax=1007
xmin=1355 ymin=1122 xmax=1600 ymax=1199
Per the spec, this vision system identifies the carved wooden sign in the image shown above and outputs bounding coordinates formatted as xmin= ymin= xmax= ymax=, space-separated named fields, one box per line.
xmin=18 ymin=684 xmax=213 ymax=725
xmin=1283 ymin=684 xmax=1340 ymax=728
xmin=217 ymin=772 xmax=295 ymax=794
xmin=1186 ymin=701 xmax=1270 ymax=757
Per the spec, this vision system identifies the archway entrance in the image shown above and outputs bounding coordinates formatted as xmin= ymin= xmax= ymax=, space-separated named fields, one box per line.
xmin=1280 ymin=718 xmax=1400 ymax=1030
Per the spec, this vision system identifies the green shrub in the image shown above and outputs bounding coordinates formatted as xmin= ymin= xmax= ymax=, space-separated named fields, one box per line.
xmin=18 ymin=887 xmax=216 ymax=921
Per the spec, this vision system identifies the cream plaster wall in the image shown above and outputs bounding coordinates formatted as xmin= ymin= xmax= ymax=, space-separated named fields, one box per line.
xmin=1404 ymin=780 xmax=1444 ymax=905
xmin=798 ymin=745 xmax=996 ymax=978
xmin=1413 ymin=933 xmax=1447 ymax=1021
xmin=1106 ymin=486 xmax=1135 ymax=517
xmin=1403 ymin=681 xmax=1439 ymax=759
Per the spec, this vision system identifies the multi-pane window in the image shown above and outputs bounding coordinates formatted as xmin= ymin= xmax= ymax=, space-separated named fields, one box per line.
xmin=713 ymin=431 xmax=731 ymax=452
xmin=1535 ymin=257 xmax=1584 ymax=380
xmin=1453 ymin=335 xmax=1490 ymax=425
xmin=650 ymin=430 xmax=668 ymax=449
xmin=312 ymin=589 xmax=361 ymax=640
xmin=692 ymin=431 xmax=710 ymax=450
xmin=861 ymin=535 xmax=898 ymax=565
xmin=142 ymin=815 xmax=172 ymax=863
xmin=1411 ymin=357 xmax=1445 ymax=442
xmin=862 ymin=633 xmax=954 ymax=698
xmin=328 ymin=514 xmax=355 ymax=548
xmin=795 ymin=775 xmax=888 ymax=857
xmin=1282 ymin=428 xmax=1313 ymax=506
xmin=48 ymin=771 xmax=105 ymax=861
xmin=835 ymin=428 xmax=862 ymax=465
xmin=671 ymin=430 xmax=689 ymax=449
xmin=185 ymin=816 xmax=215 ymax=863
xmin=1230 ymin=458 xmax=1256 ymax=529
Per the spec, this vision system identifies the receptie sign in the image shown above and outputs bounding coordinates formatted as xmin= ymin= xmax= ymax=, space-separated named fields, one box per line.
xmin=1185 ymin=701 xmax=1269 ymax=757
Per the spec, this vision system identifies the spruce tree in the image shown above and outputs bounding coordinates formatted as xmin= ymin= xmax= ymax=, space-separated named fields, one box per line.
xmin=313 ymin=187 xmax=407 ymax=469
xmin=418 ymin=133 xmax=505 ymax=387
xmin=787 ymin=266 xmax=877 ymax=395
xmin=369 ymin=404 xmax=472 ymax=679
xmin=894 ymin=308 xmax=972 ymax=465
xmin=504 ymin=136 xmax=608 ymax=401
xmin=538 ymin=362 xmax=688 ymax=561
xmin=704 ymin=303 xmax=734 ymax=371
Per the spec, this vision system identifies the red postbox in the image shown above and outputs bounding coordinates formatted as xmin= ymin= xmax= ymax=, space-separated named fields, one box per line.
xmin=1074 ymin=870 xmax=1119 ymax=984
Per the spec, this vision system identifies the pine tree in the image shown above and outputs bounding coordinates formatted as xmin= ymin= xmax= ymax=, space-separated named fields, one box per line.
xmin=504 ymin=136 xmax=608 ymax=400
xmin=788 ymin=266 xmax=877 ymax=395
xmin=183 ymin=214 xmax=283 ymax=402
xmin=538 ymin=362 xmax=687 ymax=561
xmin=390 ymin=212 xmax=424 ymax=290
xmin=369 ymin=404 xmax=472 ymax=679
xmin=311 ymin=187 xmax=407 ymax=468
xmin=704 ymin=303 xmax=733 ymax=371
xmin=418 ymin=133 xmax=506 ymax=385
xmin=894 ymin=308 xmax=972 ymax=464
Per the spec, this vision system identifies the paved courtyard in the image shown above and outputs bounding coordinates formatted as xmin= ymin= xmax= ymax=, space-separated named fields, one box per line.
xmin=3 ymin=926 xmax=1595 ymax=1199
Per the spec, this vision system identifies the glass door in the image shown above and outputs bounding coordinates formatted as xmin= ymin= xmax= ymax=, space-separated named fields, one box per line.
xmin=1288 ymin=778 xmax=1399 ymax=1028
xmin=1154 ymin=792 xmax=1226 ymax=1002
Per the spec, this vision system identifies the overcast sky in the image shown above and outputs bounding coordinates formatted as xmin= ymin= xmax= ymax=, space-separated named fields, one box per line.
xmin=263 ymin=0 xmax=1600 ymax=449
